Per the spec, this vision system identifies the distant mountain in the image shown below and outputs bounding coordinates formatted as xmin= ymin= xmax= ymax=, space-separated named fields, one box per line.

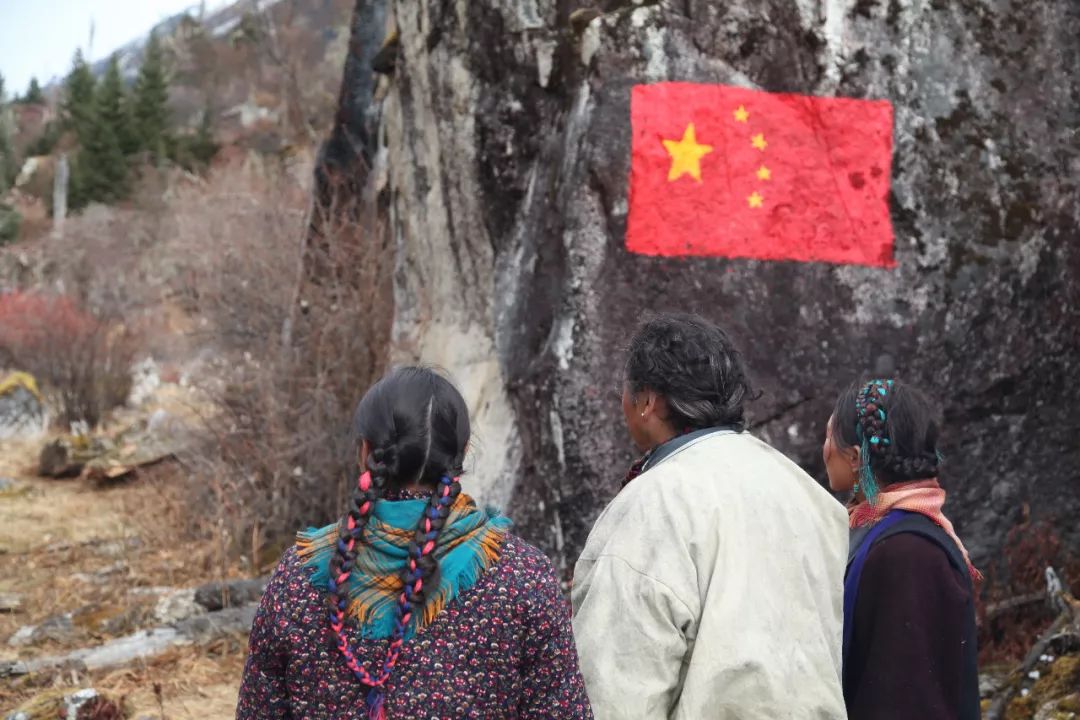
xmin=82 ymin=0 xmax=351 ymax=147
xmin=87 ymin=0 xmax=287 ymax=82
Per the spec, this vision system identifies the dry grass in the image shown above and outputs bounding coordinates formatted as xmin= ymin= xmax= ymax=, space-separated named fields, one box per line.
xmin=0 ymin=428 xmax=249 ymax=715
xmin=1 ymin=128 xmax=389 ymax=715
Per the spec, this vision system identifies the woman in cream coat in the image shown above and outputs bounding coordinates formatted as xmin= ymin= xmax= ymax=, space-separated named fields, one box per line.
xmin=572 ymin=314 xmax=849 ymax=720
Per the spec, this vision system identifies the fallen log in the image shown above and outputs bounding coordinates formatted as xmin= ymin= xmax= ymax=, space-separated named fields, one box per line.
xmin=985 ymin=591 xmax=1049 ymax=619
xmin=0 ymin=603 xmax=258 ymax=679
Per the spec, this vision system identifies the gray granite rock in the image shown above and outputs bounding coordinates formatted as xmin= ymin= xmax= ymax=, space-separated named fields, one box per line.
xmin=328 ymin=0 xmax=1079 ymax=573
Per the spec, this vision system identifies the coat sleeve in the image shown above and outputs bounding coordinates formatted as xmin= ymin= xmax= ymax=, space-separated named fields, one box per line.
xmin=846 ymin=534 xmax=973 ymax=720
xmin=236 ymin=553 xmax=294 ymax=720
xmin=517 ymin=553 xmax=594 ymax=719
xmin=572 ymin=553 xmax=696 ymax=720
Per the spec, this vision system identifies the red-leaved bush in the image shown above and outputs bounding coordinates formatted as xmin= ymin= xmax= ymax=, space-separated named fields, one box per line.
xmin=0 ymin=291 xmax=133 ymax=426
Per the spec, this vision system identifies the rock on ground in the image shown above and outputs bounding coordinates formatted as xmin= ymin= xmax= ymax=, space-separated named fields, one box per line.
xmin=0 ymin=373 xmax=47 ymax=441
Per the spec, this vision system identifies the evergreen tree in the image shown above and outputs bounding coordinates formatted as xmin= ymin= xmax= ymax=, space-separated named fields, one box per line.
xmin=23 ymin=77 xmax=45 ymax=104
xmin=97 ymin=55 xmax=138 ymax=156
xmin=132 ymin=31 xmax=171 ymax=160
xmin=0 ymin=72 xmax=17 ymax=192
xmin=63 ymin=51 xmax=98 ymax=210
xmin=64 ymin=50 xmax=97 ymax=141
xmin=76 ymin=56 xmax=130 ymax=203
xmin=77 ymin=109 xmax=128 ymax=204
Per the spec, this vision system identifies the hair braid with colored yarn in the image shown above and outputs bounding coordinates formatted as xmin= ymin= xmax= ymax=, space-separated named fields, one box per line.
xmin=853 ymin=379 xmax=893 ymax=503
xmin=834 ymin=378 xmax=943 ymax=503
xmin=327 ymin=367 xmax=471 ymax=720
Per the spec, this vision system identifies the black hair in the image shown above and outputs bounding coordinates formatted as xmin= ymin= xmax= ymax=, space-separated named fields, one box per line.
xmin=353 ymin=365 xmax=470 ymax=490
xmin=831 ymin=378 xmax=942 ymax=485
xmin=625 ymin=313 xmax=754 ymax=432
xmin=326 ymin=367 xmax=469 ymax=634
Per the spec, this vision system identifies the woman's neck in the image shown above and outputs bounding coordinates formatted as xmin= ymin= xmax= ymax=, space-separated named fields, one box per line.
xmin=648 ymin=426 xmax=680 ymax=453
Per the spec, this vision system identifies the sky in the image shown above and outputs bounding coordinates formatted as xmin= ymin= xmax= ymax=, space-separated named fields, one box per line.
xmin=0 ymin=0 xmax=229 ymax=96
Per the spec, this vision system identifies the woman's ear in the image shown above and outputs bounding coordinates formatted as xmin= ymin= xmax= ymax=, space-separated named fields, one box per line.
xmin=847 ymin=444 xmax=861 ymax=472
xmin=640 ymin=389 xmax=661 ymax=419
xmin=648 ymin=392 xmax=669 ymax=421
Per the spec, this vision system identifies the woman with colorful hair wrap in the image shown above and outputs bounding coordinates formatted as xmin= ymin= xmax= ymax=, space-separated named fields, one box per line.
xmin=823 ymin=378 xmax=980 ymax=720
xmin=237 ymin=367 xmax=592 ymax=719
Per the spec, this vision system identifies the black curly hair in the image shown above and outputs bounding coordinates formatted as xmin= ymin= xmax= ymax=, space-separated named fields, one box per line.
xmin=625 ymin=313 xmax=754 ymax=432
xmin=831 ymin=378 xmax=942 ymax=487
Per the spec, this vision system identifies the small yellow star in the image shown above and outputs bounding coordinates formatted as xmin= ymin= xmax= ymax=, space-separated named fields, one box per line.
xmin=748 ymin=191 xmax=764 ymax=208
xmin=662 ymin=123 xmax=714 ymax=183
xmin=756 ymin=165 xmax=771 ymax=181
xmin=733 ymin=105 xmax=749 ymax=123
xmin=751 ymin=133 xmax=767 ymax=151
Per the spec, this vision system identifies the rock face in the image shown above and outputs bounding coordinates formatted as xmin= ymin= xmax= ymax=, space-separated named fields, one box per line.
xmin=338 ymin=0 xmax=1080 ymax=572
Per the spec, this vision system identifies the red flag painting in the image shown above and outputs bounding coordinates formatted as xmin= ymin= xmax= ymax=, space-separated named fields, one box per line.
xmin=626 ymin=82 xmax=895 ymax=267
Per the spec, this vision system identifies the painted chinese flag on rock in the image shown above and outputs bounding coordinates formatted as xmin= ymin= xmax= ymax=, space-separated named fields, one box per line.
xmin=626 ymin=82 xmax=895 ymax=267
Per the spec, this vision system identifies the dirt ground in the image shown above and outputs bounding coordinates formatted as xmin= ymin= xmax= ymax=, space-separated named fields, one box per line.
xmin=1 ymin=416 xmax=248 ymax=718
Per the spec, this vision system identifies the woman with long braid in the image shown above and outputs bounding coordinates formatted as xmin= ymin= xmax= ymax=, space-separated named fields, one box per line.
xmin=824 ymin=379 xmax=980 ymax=719
xmin=237 ymin=367 xmax=592 ymax=719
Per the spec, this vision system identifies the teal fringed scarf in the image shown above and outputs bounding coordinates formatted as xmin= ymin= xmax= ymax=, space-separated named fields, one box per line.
xmin=296 ymin=494 xmax=511 ymax=640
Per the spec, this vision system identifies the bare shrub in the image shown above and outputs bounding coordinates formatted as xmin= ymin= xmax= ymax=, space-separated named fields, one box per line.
xmin=170 ymin=159 xmax=391 ymax=561
xmin=0 ymin=291 xmax=134 ymax=426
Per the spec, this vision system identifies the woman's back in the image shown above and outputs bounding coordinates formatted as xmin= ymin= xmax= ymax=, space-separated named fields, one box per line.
xmin=237 ymin=367 xmax=591 ymax=719
xmin=238 ymin=532 xmax=591 ymax=719
xmin=824 ymin=379 xmax=981 ymax=720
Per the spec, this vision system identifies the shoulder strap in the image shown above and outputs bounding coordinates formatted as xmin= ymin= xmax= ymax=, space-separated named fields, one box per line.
xmin=842 ymin=511 xmax=980 ymax=720
xmin=873 ymin=516 xmax=971 ymax=585
xmin=842 ymin=510 xmax=909 ymax=667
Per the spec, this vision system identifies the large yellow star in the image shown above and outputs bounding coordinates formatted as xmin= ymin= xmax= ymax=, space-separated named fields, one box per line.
xmin=733 ymin=105 xmax=749 ymax=123
xmin=662 ymin=123 xmax=713 ymax=182
xmin=751 ymin=133 xmax=768 ymax=151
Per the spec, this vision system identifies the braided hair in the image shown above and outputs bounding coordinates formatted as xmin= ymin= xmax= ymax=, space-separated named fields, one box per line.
xmin=325 ymin=367 xmax=469 ymax=719
xmin=831 ymin=378 xmax=942 ymax=503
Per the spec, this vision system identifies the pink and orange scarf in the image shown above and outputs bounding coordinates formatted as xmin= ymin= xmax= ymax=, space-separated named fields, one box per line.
xmin=849 ymin=478 xmax=982 ymax=582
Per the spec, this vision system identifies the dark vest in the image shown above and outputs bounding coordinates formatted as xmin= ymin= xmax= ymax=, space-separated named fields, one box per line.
xmin=843 ymin=510 xmax=980 ymax=720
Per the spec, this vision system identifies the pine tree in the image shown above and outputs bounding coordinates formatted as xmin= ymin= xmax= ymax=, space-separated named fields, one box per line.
xmin=23 ymin=77 xmax=45 ymax=104
xmin=64 ymin=50 xmax=97 ymax=142
xmin=77 ymin=110 xmax=128 ymax=204
xmin=97 ymin=55 xmax=138 ymax=157
xmin=132 ymin=31 xmax=171 ymax=160
xmin=0 ymin=72 xmax=17 ymax=192
xmin=76 ymin=57 xmax=131 ymax=203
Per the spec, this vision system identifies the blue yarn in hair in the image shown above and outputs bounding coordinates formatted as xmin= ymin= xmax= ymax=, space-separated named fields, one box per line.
xmin=854 ymin=378 xmax=894 ymax=505
xmin=856 ymin=423 xmax=880 ymax=504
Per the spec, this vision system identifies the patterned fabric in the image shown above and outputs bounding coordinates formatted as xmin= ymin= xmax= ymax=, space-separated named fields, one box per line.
xmin=237 ymin=534 xmax=593 ymax=719
xmin=295 ymin=493 xmax=510 ymax=640
xmin=848 ymin=478 xmax=981 ymax=581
